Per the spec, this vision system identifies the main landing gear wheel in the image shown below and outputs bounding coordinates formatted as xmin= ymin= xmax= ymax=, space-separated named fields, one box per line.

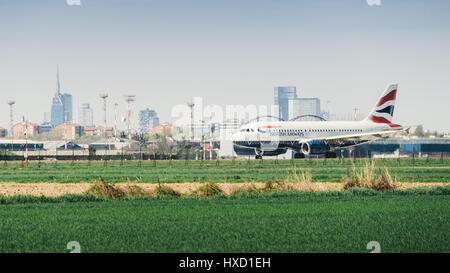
xmin=294 ymin=153 xmax=305 ymax=159
xmin=325 ymin=151 xmax=337 ymax=158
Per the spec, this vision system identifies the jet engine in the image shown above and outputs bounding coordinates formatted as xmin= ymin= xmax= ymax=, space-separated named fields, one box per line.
xmin=300 ymin=141 xmax=330 ymax=155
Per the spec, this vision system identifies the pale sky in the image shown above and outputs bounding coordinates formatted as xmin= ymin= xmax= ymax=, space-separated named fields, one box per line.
xmin=0 ymin=0 xmax=449 ymax=131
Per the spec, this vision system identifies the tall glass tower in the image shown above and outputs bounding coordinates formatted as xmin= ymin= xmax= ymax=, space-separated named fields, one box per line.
xmin=139 ymin=108 xmax=159 ymax=134
xmin=78 ymin=103 xmax=94 ymax=127
xmin=274 ymin=86 xmax=297 ymax=121
xmin=288 ymin=98 xmax=322 ymax=120
xmin=51 ymin=66 xmax=72 ymax=126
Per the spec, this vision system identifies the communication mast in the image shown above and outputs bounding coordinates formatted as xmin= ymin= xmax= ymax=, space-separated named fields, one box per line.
xmin=99 ymin=92 xmax=109 ymax=138
xmin=124 ymin=95 xmax=136 ymax=140
xmin=209 ymin=114 xmax=213 ymax=160
xmin=7 ymin=100 xmax=15 ymax=139
xmin=114 ymin=102 xmax=118 ymax=143
xmin=187 ymin=101 xmax=194 ymax=140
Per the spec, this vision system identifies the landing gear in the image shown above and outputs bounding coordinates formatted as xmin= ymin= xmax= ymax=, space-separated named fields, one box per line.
xmin=254 ymin=149 xmax=263 ymax=160
xmin=325 ymin=151 xmax=337 ymax=158
xmin=294 ymin=152 xmax=305 ymax=159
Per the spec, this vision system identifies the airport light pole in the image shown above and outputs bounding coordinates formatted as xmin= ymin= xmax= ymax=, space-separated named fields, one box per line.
xmin=124 ymin=95 xmax=136 ymax=140
xmin=7 ymin=100 xmax=15 ymax=149
xmin=209 ymin=114 xmax=213 ymax=161
xmin=25 ymin=119 xmax=28 ymax=168
xmin=114 ymin=102 xmax=118 ymax=144
xmin=100 ymin=92 xmax=109 ymax=138
xmin=187 ymin=101 xmax=194 ymax=141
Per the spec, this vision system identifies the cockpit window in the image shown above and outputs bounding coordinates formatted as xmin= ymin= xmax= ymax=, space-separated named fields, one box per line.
xmin=240 ymin=128 xmax=254 ymax=132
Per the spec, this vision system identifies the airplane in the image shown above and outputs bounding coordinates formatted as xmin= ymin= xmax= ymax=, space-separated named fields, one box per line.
xmin=231 ymin=84 xmax=406 ymax=159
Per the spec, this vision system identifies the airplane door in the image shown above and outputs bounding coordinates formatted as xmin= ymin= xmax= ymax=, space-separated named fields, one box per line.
xmin=244 ymin=129 xmax=250 ymax=143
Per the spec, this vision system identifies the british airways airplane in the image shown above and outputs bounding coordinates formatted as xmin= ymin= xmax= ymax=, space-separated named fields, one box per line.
xmin=231 ymin=84 xmax=405 ymax=159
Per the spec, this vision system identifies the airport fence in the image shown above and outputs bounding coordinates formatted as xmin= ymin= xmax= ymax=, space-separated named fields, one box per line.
xmin=1 ymin=148 xmax=449 ymax=169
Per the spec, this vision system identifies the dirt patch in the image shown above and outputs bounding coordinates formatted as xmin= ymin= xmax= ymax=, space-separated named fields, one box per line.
xmin=0 ymin=182 xmax=448 ymax=197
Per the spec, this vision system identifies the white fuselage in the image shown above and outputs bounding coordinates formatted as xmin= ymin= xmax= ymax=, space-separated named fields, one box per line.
xmin=232 ymin=120 xmax=392 ymax=142
xmin=231 ymin=119 xmax=401 ymax=156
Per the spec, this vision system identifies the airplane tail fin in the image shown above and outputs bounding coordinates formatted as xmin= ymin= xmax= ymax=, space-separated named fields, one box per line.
xmin=366 ymin=84 xmax=398 ymax=124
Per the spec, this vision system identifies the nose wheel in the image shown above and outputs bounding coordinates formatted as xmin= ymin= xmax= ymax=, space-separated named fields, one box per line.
xmin=255 ymin=149 xmax=264 ymax=159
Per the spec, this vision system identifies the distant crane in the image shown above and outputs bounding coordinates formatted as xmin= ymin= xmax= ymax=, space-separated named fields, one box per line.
xmin=124 ymin=95 xmax=136 ymax=140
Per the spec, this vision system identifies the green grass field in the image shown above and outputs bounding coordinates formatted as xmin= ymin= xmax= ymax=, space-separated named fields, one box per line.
xmin=0 ymin=188 xmax=448 ymax=253
xmin=0 ymin=157 xmax=449 ymax=183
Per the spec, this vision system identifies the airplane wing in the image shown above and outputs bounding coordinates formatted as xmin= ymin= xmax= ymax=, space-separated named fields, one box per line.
xmin=296 ymin=129 xmax=403 ymax=147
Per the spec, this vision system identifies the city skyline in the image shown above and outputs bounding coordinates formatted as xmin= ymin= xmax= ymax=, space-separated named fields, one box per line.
xmin=1 ymin=1 xmax=450 ymax=132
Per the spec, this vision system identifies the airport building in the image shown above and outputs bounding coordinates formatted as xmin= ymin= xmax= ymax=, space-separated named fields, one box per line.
xmin=13 ymin=122 xmax=42 ymax=139
xmin=40 ymin=122 xmax=53 ymax=134
xmin=85 ymin=126 xmax=113 ymax=137
xmin=54 ymin=123 xmax=85 ymax=141
xmin=152 ymin=122 xmax=172 ymax=136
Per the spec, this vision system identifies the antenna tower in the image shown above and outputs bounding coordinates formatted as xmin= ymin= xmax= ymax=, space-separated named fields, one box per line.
xmin=124 ymin=95 xmax=136 ymax=140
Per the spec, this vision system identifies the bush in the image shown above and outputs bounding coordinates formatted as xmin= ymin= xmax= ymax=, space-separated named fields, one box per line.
xmin=283 ymin=168 xmax=313 ymax=191
xmin=124 ymin=184 xmax=150 ymax=197
xmin=84 ymin=178 xmax=125 ymax=199
xmin=193 ymin=183 xmax=223 ymax=197
xmin=155 ymin=185 xmax=180 ymax=197
xmin=342 ymin=161 xmax=397 ymax=192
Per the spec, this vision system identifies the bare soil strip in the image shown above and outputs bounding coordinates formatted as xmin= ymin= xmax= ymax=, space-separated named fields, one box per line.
xmin=0 ymin=182 xmax=448 ymax=197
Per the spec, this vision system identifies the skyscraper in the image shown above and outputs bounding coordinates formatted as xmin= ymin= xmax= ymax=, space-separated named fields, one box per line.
xmin=51 ymin=66 xmax=73 ymax=126
xmin=274 ymin=86 xmax=297 ymax=121
xmin=288 ymin=98 xmax=322 ymax=120
xmin=139 ymin=108 xmax=159 ymax=134
xmin=61 ymin=93 xmax=73 ymax=122
xmin=78 ymin=103 xmax=94 ymax=127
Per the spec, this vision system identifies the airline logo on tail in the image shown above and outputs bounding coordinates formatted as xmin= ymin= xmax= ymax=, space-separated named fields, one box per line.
xmin=368 ymin=84 xmax=400 ymax=127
